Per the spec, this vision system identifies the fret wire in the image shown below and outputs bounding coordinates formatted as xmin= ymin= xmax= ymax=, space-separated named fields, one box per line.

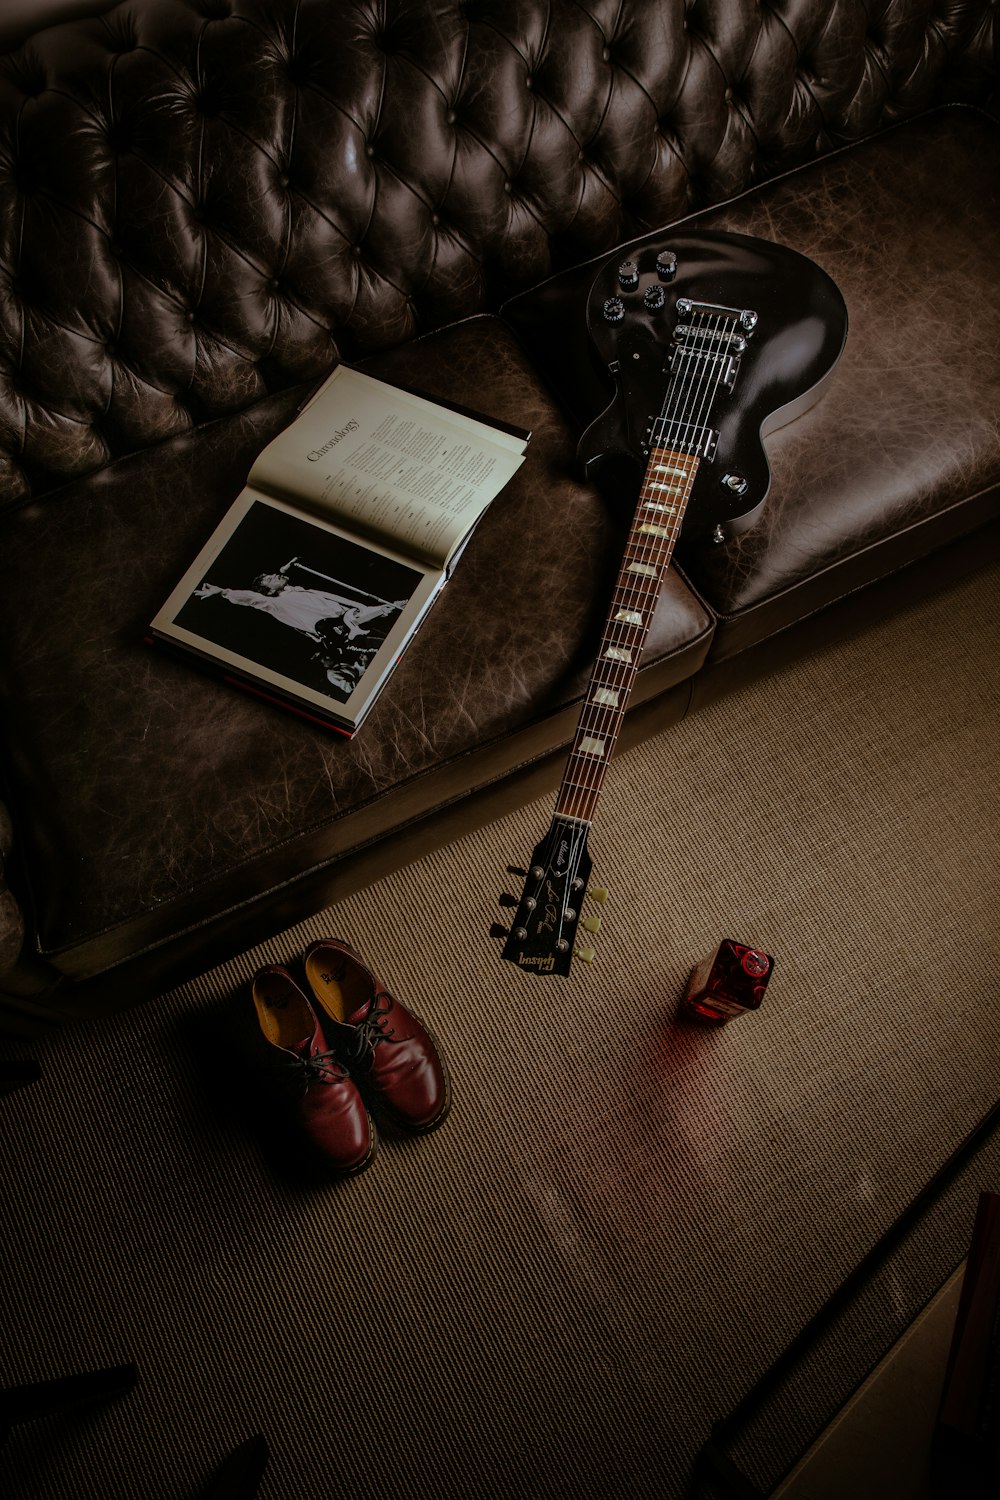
xmin=555 ymin=418 xmax=715 ymax=824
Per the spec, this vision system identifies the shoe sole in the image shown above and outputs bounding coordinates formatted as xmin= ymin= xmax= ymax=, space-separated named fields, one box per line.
xmin=334 ymin=1109 xmax=379 ymax=1176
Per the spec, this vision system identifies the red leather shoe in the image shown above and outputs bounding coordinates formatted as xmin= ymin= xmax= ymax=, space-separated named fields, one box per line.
xmin=251 ymin=963 xmax=377 ymax=1175
xmin=302 ymin=940 xmax=451 ymax=1134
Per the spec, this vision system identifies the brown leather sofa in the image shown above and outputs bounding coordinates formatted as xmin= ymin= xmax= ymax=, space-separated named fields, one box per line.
xmin=0 ymin=0 xmax=997 ymax=1029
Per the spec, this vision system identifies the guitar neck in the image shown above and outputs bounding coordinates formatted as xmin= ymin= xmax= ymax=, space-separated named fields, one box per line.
xmin=554 ymin=445 xmax=699 ymax=824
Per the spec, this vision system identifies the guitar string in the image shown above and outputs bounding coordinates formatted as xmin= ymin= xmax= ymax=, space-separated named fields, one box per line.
xmin=547 ymin=308 xmax=736 ymax=943
xmin=557 ymin=304 xmax=737 ymax=825
xmin=558 ymin=306 xmax=729 ymax=823
xmin=557 ymin=305 xmax=729 ymax=824
xmin=554 ymin=307 xmax=734 ymax=834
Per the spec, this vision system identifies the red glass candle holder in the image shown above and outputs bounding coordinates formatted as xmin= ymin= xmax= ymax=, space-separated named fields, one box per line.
xmin=681 ymin=939 xmax=774 ymax=1025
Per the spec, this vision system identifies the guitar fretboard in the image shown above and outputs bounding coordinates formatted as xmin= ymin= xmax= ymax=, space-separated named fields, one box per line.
xmin=554 ymin=445 xmax=699 ymax=824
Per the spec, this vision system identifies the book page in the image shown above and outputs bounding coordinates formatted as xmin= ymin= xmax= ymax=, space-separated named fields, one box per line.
xmin=150 ymin=492 xmax=442 ymax=731
xmin=249 ymin=366 xmax=527 ymax=570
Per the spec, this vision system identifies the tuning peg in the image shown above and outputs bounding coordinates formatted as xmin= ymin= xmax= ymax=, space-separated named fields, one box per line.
xmin=574 ymin=945 xmax=596 ymax=964
xmin=507 ymin=865 xmax=527 ymax=877
xmin=588 ymin=885 xmax=610 ymax=904
xmin=490 ymin=923 xmax=510 ymax=941
xmin=581 ymin=914 xmax=602 ymax=935
xmin=498 ymin=893 xmax=518 ymax=908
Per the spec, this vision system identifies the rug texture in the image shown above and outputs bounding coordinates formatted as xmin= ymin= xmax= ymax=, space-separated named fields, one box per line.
xmin=2 ymin=558 xmax=999 ymax=1500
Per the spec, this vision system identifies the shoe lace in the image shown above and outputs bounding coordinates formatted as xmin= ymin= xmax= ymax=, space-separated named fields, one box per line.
xmin=349 ymin=990 xmax=398 ymax=1059
xmin=285 ymin=1047 xmax=349 ymax=1086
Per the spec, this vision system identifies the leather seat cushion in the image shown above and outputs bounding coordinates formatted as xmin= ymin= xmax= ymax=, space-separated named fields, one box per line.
xmin=0 ymin=315 xmax=712 ymax=977
xmin=501 ymin=107 xmax=1000 ymax=660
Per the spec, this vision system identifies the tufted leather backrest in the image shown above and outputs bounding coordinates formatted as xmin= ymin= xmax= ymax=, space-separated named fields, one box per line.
xmin=0 ymin=0 xmax=996 ymax=504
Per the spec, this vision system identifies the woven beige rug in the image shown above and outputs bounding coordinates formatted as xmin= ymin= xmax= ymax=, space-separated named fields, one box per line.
xmin=2 ymin=557 xmax=999 ymax=1500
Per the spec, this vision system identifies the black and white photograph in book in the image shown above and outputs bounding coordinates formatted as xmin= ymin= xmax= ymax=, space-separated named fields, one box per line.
xmin=172 ymin=500 xmax=422 ymax=703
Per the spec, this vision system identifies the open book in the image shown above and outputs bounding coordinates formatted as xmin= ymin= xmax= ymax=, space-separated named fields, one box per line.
xmin=150 ymin=365 xmax=529 ymax=735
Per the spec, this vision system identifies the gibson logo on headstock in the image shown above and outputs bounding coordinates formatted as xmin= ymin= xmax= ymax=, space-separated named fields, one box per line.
xmin=518 ymin=953 xmax=556 ymax=972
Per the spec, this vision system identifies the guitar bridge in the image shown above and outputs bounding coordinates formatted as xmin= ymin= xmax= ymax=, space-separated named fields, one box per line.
xmin=675 ymin=298 xmax=758 ymax=333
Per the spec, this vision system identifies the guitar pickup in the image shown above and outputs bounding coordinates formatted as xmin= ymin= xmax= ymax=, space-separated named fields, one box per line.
xmin=646 ymin=416 xmax=718 ymax=460
xmin=668 ymin=345 xmax=741 ymax=393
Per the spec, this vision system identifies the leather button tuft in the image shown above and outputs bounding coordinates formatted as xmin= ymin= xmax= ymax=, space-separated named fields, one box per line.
xmin=602 ymin=46 xmax=611 ymax=63
xmin=431 ymin=213 xmax=440 ymax=226
xmin=278 ymin=174 xmax=290 ymax=188
xmin=365 ymin=144 xmax=375 ymax=158
xmin=446 ymin=109 xmax=457 ymax=124
xmin=525 ymin=75 xmax=533 ymax=90
xmin=106 ymin=122 xmax=132 ymax=153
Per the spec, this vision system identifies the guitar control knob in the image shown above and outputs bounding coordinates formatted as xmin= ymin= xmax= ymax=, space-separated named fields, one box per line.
xmin=617 ymin=259 xmax=639 ymax=289
xmin=721 ymin=473 xmax=748 ymax=495
xmin=602 ymin=297 xmax=625 ymax=324
xmin=656 ymin=250 xmax=678 ymax=281
xmin=643 ymin=285 xmax=665 ymax=312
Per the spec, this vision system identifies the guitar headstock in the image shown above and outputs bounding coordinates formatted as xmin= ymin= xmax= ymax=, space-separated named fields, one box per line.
xmin=491 ymin=818 xmax=608 ymax=977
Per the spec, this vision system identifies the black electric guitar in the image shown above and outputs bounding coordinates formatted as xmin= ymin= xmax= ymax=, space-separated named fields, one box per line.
xmin=492 ymin=229 xmax=848 ymax=977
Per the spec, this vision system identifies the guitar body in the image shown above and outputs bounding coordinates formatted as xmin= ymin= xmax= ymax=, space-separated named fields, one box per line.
xmin=578 ymin=229 xmax=848 ymax=544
